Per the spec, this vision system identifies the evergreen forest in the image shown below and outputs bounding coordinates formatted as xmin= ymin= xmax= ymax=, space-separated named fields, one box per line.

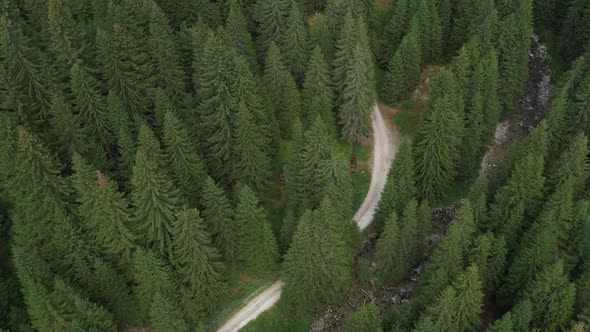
xmin=0 ymin=0 xmax=590 ymax=331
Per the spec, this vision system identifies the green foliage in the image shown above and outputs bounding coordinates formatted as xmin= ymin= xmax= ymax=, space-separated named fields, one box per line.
xmin=172 ymin=208 xmax=226 ymax=315
xmin=226 ymin=0 xmax=258 ymax=71
xmin=131 ymin=125 xmax=183 ymax=260
xmin=163 ymin=111 xmax=208 ymax=205
xmin=414 ymin=70 xmax=464 ymax=202
xmin=233 ymin=102 xmax=272 ymax=193
xmin=302 ymin=46 xmax=334 ymax=130
xmin=201 ymin=177 xmax=238 ymax=264
xmin=281 ymin=3 xmax=309 ymax=82
xmin=283 ymin=207 xmax=352 ymax=314
xmin=375 ymin=138 xmax=415 ymax=231
xmin=263 ymin=42 xmax=302 ymax=139
xmin=525 ymin=261 xmax=576 ymax=332
xmin=376 ymin=212 xmax=408 ymax=283
xmin=346 ymin=303 xmax=382 ymax=332
xmin=149 ymin=292 xmax=188 ymax=332
xmin=379 ymin=0 xmax=410 ymax=64
xmin=235 ymin=186 xmax=279 ymax=275
xmin=254 ymin=0 xmax=291 ymax=55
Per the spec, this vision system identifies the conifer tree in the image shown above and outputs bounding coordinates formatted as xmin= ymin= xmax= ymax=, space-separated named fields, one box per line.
xmin=302 ymin=46 xmax=334 ymax=129
xmin=131 ymin=125 xmax=183 ymax=260
xmin=490 ymin=153 xmax=545 ymax=246
xmin=147 ymin=3 xmax=185 ymax=103
xmin=379 ymin=0 xmax=410 ymax=64
xmin=550 ymin=132 xmax=589 ymax=195
xmin=70 ymin=62 xmax=112 ymax=149
xmin=71 ymin=155 xmax=136 ymax=269
xmin=50 ymin=278 xmax=117 ymax=331
xmin=296 ymin=116 xmax=333 ymax=208
xmin=97 ymin=19 xmax=149 ymax=116
xmin=149 ymin=292 xmax=188 ymax=332
xmin=481 ymin=51 xmax=501 ymax=145
xmin=263 ymin=42 xmax=301 ymax=138
xmin=132 ymin=248 xmax=177 ymax=320
xmin=254 ymin=0 xmax=291 ymax=55
xmin=173 ymin=208 xmax=225 ymax=313
xmin=283 ymin=208 xmax=352 ymax=313
xmin=375 ymin=138 xmax=415 ymax=231
xmin=201 ymin=177 xmax=239 ymax=264
xmin=48 ymin=92 xmax=89 ymax=163
xmin=499 ymin=226 xmax=558 ymax=304
xmin=281 ymin=2 xmax=309 ymax=82
xmin=382 ymin=51 xmax=406 ymax=104
xmin=453 ymin=265 xmax=483 ymax=332
xmin=225 ymin=0 xmax=258 ymax=71
xmin=339 ymin=43 xmax=375 ymax=144
xmin=375 ymin=211 xmax=408 ymax=283
xmin=417 ymin=200 xmax=432 ymax=259
xmin=333 ymin=12 xmax=358 ymax=106
xmin=92 ymin=258 xmax=138 ymax=323
xmin=401 ymin=199 xmax=420 ymax=267
xmin=427 ymin=287 xmax=457 ymax=331
xmin=346 ymin=303 xmax=382 ymax=332
xmin=468 ymin=176 xmax=489 ymax=230
xmin=232 ymin=103 xmax=271 ymax=193
xmin=163 ymin=111 xmax=208 ymax=205
xmin=309 ymin=13 xmax=335 ymax=62
xmin=414 ymin=73 xmax=462 ymax=202
xmin=525 ymin=261 xmax=576 ymax=332
xmin=0 ymin=19 xmax=52 ymax=123
xmin=235 ymin=186 xmax=279 ymax=274
xmin=415 ymin=0 xmax=442 ymax=63
xmin=317 ymin=154 xmax=354 ymax=215
xmin=107 ymin=91 xmax=136 ymax=182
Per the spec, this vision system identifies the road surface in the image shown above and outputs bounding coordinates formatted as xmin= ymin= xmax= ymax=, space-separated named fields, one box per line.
xmin=216 ymin=105 xmax=398 ymax=332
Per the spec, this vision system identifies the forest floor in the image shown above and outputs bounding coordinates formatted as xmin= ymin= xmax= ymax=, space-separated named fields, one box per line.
xmin=216 ymin=105 xmax=399 ymax=332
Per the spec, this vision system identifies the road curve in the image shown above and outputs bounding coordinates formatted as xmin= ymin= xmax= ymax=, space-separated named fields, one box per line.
xmin=216 ymin=105 xmax=397 ymax=332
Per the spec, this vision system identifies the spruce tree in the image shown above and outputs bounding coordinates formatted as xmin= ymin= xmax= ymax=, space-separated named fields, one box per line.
xmin=302 ymin=46 xmax=334 ymax=130
xmin=263 ymin=42 xmax=301 ymax=138
xmin=97 ymin=19 xmax=149 ymax=116
xmin=416 ymin=200 xmax=432 ymax=259
xmin=147 ymin=3 xmax=186 ymax=103
xmin=149 ymin=292 xmax=188 ymax=332
xmin=254 ymin=0 xmax=291 ymax=55
xmin=281 ymin=2 xmax=309 ymax=82
xmin=232 ymin=102 xmax=271 ymax=193
xmin=427 ymin=287 xmax=458 ymax=332
xmin=339 ymin=43 xmax=375 ymax=144
xmin=525 ymin=261 xmax=576 ymax=332
xmin=415 ymin=0 xmax=442 ymax=63
xmin=414 ymin=73 xmax=462 ymax=202
xmin=235 ymin=186 xmax=279 ymax=274
xmin=453 ymin=265 xmax=483 ymax=332
xmin=333 ymin=12 xmax=358 ymax=106
xmin=346 ymin=303 xmax=382 ymax=332
xmin=283 ymin=208 xmax=352 ymax=313
xmin=375 ymin=138 xmax=415 ymax=231
xmin=131 ymin=125 xmax=183 ymax=260
xmin=401 ymin=199 xmax=420 ymax=267
xmin=382 ymin=51 xmax=407 ymax=104
xmin=375 ymin=211 xmax=408 ymax=283
xmin=70 ymin=62 xmax=112 ymax=149
xmin=48 ymin=92 xmax=89 ymax=163
xmin=201 ymin=177 xmax=239 ymax=265
xmin=132 ymin=248 xmax=177 ymax=321
xmin=172 ymin=208 xmax=226 ymax=313
xmin=550 ymin=132 xmax=589 ymax=196
xmin=107 ymin=91 xmax=136 ymax=182
xmin=162 ymin=111 xmax=208 ymax=205
xmin=379 ymin=0 xmax=410 ymax=64
xmin=71 ymin=155 xmax=136 ymax=269
xmin=225 ymin=0 xmax=258 ymax=71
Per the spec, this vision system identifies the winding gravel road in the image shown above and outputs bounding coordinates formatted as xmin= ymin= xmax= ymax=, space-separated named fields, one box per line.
xmin=216 ymin=105 xmax=398 ymax=332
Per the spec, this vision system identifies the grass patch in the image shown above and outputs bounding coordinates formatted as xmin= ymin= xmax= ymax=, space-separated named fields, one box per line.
xmin=241 ymin=300 xmax=312 ymax=332
xmin=390 ymin=100 xmax=420 ymax=137
xmin=209 ymin=274 xmax=275 ymax=329
xmin=440 ymin=177 xmax=475 ymax=206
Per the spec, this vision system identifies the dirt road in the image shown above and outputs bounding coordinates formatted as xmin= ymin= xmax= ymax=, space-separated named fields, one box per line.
xmin=216 ymin=105 xmax=398 ymax=332
xmin=354 ymin=105 xmax=397 ymax=230
xmin=217 ymin=281 xmax=284 ymax=332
